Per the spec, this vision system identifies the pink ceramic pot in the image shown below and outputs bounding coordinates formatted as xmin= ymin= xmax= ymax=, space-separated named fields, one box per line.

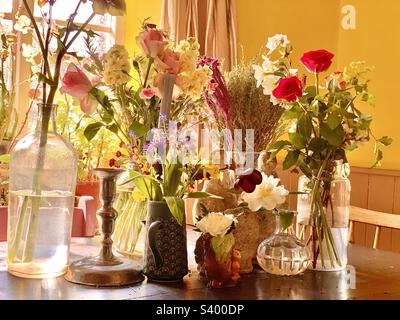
xmin=0 ymin=206 xmax=6 ymax=241
xmin=75 ymin=180 xmax=101 ymax=209
xmin=0 ymin=196 xmax=98 ymax=241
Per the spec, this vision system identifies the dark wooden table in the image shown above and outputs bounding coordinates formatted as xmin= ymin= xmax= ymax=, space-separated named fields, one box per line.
xmin=1 ymin=230 xmax=400 ymax=300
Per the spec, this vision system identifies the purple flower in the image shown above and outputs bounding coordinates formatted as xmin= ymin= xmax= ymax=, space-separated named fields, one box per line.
xmin=129 ymin=130 xmax=138 ymax=139
xmin=159 ymin=113 xmax=168 ymax=122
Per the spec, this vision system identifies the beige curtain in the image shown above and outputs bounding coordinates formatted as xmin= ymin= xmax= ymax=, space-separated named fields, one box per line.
xmin=161 ymin=0 xmax=237 ymax=70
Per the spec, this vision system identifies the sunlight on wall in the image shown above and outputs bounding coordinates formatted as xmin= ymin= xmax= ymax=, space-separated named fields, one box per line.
xmin=337 ymin=0 xmax=400 ymax=170
xmin=125 ymin=0 xmax=399 ymax=169
xmin=124 ymin=0 xmax=163 ymax=56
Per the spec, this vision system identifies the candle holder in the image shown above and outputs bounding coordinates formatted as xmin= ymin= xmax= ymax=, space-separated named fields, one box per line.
xmin=65 ymin=168 xmax=145 ymax=287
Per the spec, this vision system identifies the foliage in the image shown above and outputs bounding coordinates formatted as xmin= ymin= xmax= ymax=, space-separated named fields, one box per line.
xmin=256 ymin=34 xmax=392 ymax=268
xmin=55 ymin=93 xmax=119 ymax=182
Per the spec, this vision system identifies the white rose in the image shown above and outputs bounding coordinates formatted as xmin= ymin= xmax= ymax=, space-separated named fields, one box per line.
xmin=196 ymin=212 xmax=237 ymax=237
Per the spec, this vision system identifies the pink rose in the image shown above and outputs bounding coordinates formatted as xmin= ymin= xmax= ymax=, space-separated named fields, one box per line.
xmin=301 ymin=49 xmax=334 ymax=73
xmin=156 ymin=49 xmax=182 ymax=75
xmin=60 ymin=63 xmax=98 ymax=115
xmin=139 ymin=28 xmax=168 ymax=58
xmin=272 ymin=76 xmax=303 ymax=103
xmin=139 ymin=88 xmax=156 ymax=100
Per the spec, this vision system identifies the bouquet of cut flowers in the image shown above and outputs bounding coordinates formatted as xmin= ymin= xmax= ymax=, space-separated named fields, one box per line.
xmin=255 ymin=34 xmax=392 ymax=268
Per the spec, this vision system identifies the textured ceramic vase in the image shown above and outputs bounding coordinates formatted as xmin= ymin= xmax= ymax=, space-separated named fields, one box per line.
xmin=143 ymin=201 xmax=188 ymax=281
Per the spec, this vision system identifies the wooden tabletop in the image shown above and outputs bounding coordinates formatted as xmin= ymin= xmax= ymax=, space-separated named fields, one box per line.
xmin=1 ymin=230 xmax=400 ymax=300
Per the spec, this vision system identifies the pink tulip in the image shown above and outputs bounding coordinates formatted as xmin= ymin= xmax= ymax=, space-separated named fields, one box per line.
xmin=139 ymin=28 xmax=168 ymax=58
xmin=139 ymin=88 xmax=156 ymax=100
xmin=60 ymin=63 xmax=98 ymax=115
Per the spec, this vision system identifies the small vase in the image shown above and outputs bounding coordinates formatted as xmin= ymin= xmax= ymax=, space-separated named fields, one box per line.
xmin=192 ymin=169 xmax=238 ymax=223
xmin=112 ymin=164 xmax=147 ymax=257
xmin=113 ymin=190 xmax=147 ymax=257
xmin=75 ymin=180 xmax=100 ymax=209
xmin=297 ymin=161 xmax=351 ymax=271
xmin=194 ymin=233 xmax=240 ymax=288
xmin=7 ymin=104 xmax=77 ymax=279
xmin=143 ymin=201 xmax=188 ymax=281
xmin=257 ymin=210 xmax=311 ymax=276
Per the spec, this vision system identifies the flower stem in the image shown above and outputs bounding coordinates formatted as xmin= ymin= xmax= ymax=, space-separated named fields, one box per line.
xmin=143 ymin=58 xmax=154 ymax=88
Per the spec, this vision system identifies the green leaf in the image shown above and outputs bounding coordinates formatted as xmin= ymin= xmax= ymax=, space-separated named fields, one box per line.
xmin=358 ymin=114 xmax=372 ymax=130
xmin=164 ymin=196 xmax=185 ymax=226
xmin=184 ymin=192 xmax=223 ymax=199
xmin=320 ymin=123 xmax=344 ymax=147
xmin=124 ymin=171 xmax=163 ymax=201
xmin=279 ymin=210 xmax=294 ymax=231
xmin=283 ymin=150 xmax=300 ymax=170
xmin=38 ymin=73 xmax=54 ymax=86
xmin=106 ymin=123 xmax=118 ymax=135
xmin=266 ymin=140 xmax=291 ymax=152
xmin=163 ymin=160 xmax=183 ymax=196
xmin=298 ymin=160 xmax=313 ymax=179
xmin=84 ymin=122 xmax=103 ymax=141
xmin=372 ymin=147 xmax=383 ymax=168
xmin=211 ymin=234 xmax=235 ymax=264
xmin=289 ymin=132 xmax=307 ymax=149
xmin=308 ymin=137 xmax=327 ymax=153
xmin=129 ymin=120 xmax=149 ymax=137
xmin=297 ymin=114 xmax=312 ymax=139
xmin=282 ymin=108 xmax=302 ymax=120
xmin=309 ymin=100 xmax=319 ymax=116
xmin=326 ymin=112 xmax=342 ymax=130
xmin=377 ymin=136 xmax=393 ymax=146
xmin=0 ymin=154 xmax=10 ymax=163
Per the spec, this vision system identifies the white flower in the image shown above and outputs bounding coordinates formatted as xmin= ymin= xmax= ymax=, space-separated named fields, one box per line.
xmin=196 ymin=212 xmax=238 ymax=237
xmin=253 ymin=56 xmax=279 ymax=96
xmin=266 ymin=34 xmax=290 ymax=54
xmin=22 ymin=43 xmax=39 ymax=65
xmin=242 ymin=174 xmax=289 ymax=211
xmin=14 ymin=15 xmax=31 ymax=34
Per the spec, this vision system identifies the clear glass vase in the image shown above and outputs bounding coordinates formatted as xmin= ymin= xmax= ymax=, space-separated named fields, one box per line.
xmin=112 ymin=165 xmax=147 ymax=257
xmin=297 ymin=161 xmax=351 ymax=271
xmin=7 ymin=104 xmax=77 ymax=279
xmin=257 ymin=210 xmax=311 ymax=276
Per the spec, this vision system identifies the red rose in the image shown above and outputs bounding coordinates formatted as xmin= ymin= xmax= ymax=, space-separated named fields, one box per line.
xmin=272 ymin=76 xmax=303 ymax=102
xmin=301 ymin=49 xmax=334 ymax=73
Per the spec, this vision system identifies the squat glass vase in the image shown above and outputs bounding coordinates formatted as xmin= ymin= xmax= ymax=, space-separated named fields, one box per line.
xmin=297 ymin=161 xmax=351 ymax=271
xmin=257 ymin=210 xmax=311 ymax=276
xmin=7 ymin=104 xmax=77 ymax=279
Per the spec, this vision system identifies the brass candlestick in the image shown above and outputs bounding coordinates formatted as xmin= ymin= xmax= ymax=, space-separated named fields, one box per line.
xmin=65 ymin=168 xmax=145 ymax=287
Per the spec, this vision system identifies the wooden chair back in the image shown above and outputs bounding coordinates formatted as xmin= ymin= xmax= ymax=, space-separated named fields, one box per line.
xmin=349 ymin=206 xmax=400 ymax=249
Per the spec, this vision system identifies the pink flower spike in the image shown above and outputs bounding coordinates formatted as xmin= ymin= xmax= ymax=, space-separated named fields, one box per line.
xmin=139 ymin=88 xmax=156 ymax=100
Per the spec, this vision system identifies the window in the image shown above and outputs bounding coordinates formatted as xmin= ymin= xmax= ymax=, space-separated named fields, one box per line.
xmin=3 ymin=0 xmax=124 ymax=118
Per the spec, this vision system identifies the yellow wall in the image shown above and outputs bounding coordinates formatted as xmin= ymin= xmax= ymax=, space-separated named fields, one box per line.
xmin=237 ymin=0 xmax=398 ymax=170
xmin=337 ymin=0 xmax=399 ymax=169
xmin=124 ymin=0 xmax=163 ymax=56
xmin=237 ymin=0 xmax=340 ymax=67
xmin=125 ymin=0 xmax=399 ymax=169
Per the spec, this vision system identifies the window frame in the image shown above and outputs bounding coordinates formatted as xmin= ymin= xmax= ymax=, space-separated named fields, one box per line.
xmin=9 ymin=0 xmax=124 ymax=132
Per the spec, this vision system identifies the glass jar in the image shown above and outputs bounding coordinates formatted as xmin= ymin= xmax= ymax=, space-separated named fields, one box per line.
xmin=257 ymin=210 xmax=311 ymax=276
xmin=112 ymin=163 xmax=147 ymax=257
xmin=297 ymin=161 xmax=351 ymax=271
xmin=7 ymin=104 xmax=77 ymax=279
